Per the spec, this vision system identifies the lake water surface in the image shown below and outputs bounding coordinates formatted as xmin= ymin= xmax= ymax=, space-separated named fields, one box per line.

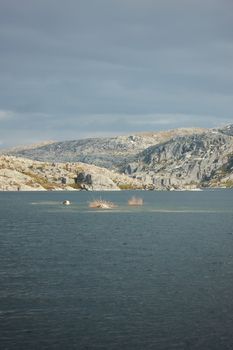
xmin=1 ymin=190 xmax=233 ymax=349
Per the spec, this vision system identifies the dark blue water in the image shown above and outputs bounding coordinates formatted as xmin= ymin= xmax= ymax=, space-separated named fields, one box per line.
xmin=1 ymin=190 xmax=233 ymax=349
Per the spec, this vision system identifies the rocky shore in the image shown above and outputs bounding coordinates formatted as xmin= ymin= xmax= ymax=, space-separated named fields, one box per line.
xmin=0 ymin=156 xmax=143 ymax=191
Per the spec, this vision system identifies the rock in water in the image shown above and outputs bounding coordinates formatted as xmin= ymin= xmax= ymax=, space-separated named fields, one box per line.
xmin=63 ymin=200 xmax=71 ymax=205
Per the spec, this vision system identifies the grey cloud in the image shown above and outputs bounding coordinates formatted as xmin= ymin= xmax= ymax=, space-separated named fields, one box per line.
xmin=0 ymin=0 xmax=233 ymax=146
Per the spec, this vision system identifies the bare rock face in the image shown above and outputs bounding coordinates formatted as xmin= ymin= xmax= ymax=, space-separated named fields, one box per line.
xmin=2 ymin=125 xmax=233 ymax=190
xmin=217 ymin=124 xmax=233 ymax=136
xmin=0 ymin=168 xmax=46 ymax=191
xmin=4 ymin=128 xmax=205 ymax=169
xmin=75 ymin=172 xmax=92 ymax=185
xmin=123 ymin=129 xmax=233 ymax=189
xmin=75 ymin=171 xmax=119 ymax=191
xmin=0 ymin=156 xmax=142 ymax=191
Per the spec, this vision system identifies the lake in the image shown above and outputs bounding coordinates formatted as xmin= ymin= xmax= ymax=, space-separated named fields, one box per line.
xmin=1 ymin=190 xmax=233 ymax=349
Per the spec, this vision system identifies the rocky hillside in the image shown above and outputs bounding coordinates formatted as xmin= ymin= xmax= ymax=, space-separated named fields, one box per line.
xmin=123 ymin=126 xmax=233 ymax=189
xmin=4 ymin=128 xmax=205 ymax=169
xmin=0 ymin=156 xmax=143 ymax=191
xmin=2 ymin=125 xmax=233 ymax=190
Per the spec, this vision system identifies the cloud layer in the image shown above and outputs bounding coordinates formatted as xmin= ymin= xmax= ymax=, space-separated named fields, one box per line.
xmin=0 ymin=0 xmax=233 ymax=146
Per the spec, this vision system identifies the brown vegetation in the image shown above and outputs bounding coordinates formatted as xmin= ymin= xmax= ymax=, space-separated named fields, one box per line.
xmin=89 ymin=199 xmax=117 ymax=209
xmin=128 ymin=196 xmax=144 ymax=206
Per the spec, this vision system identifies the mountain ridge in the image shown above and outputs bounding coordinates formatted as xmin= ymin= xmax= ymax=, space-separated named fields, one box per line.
xmin=2 ymin=127 xmax=206 ymax=168
xmin=1 ymin=125 xmax=233 ymax=190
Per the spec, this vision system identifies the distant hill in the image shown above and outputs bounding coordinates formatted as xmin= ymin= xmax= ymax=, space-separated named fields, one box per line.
xmin=3 ymin=128 xmax=205 ymax=169
xmin=123 ymin=127 xmax=233 ymax=189
xmin=0 ymin=140 xmax=55 ymax=154
xmin=2 ymin=125 xmax=233 ymax=190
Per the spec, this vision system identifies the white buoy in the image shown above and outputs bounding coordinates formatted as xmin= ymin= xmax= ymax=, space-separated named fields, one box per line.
xmin=63 ymin=200 xmax=71 ymax=205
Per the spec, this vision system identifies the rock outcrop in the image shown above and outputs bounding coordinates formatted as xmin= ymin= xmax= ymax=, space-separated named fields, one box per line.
xmin=2 ymin=125 xmax=233 ymax=190
xmin=4 ymin=128 xmax=205 ymax=169
xmin=0 ymin=156 xmax=143 ymax=191
xmin=123 ymin=129 xmax=233 ymax=189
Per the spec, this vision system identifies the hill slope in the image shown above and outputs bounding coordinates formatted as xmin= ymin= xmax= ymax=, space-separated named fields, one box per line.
xmin=0 ymin=156 xmax=142 ymax=191
xmin=2 ymin=125 xmax=233 ymax=190
xmin=4 ymin=128 xmax=205 ymax=169
xmin=124 ymin=129 xmax=233 ymax=189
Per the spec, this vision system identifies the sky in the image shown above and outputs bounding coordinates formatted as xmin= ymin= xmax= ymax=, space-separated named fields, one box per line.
xmin=0 ymin=0 xmax=233 ymax=147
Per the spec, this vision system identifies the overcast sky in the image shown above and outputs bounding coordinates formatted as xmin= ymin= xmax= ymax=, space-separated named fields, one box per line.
xmin=0 ymin=0 xmax=233 ymax=147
